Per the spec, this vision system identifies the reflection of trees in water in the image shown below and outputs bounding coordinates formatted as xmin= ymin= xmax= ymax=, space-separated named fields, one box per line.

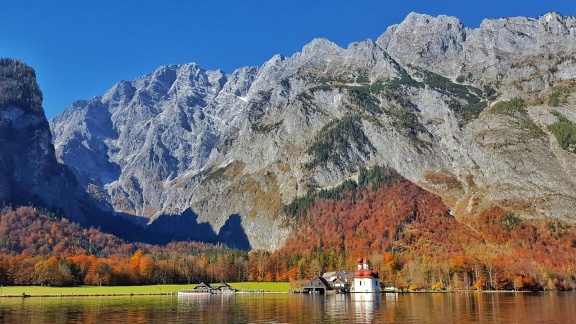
xmin=3 ymin=293 xmax=576 ymax=322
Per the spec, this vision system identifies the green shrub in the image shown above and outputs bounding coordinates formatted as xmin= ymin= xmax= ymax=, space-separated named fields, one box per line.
xmin=548 ymin=84 xmax=575 ymax=107
xmin=387 ymin=73 xmax=423 ymax=91
xmin=358 ymin=165 xmax=399 ymax=190
xmin=415 ymin=68 xmax=486 ymax=124
xmin=491 ymin=98 xmax=526 ymax=116
xmin=252 ymin=121 xmax=282 ymax=133
xmin=305 ymin=116 xmax=374 ymax=170
xmin=548 ymin=112 xmax=576 ymax=152
xmin=201 ymin=163 xmax=233 ymax=184
xmin=388 ymin=107 xmax=426 ymax=138
xmin=346 ymin=88 xmax=381 ymax=113
xmin=501 ymin=213 xmax=521 ymax=232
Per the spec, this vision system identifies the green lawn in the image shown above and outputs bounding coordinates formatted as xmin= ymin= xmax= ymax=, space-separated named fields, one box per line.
xmin=0 ymin=282 xmax=291 ymax=296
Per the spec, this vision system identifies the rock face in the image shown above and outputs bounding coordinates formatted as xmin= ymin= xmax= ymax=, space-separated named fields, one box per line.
xmin=50 ymin=12 xmax=576 ymax=250
xmin=0 ymin=59 xmax=80 ymax=216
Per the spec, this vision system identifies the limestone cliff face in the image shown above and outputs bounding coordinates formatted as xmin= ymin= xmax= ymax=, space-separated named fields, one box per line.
xmin=0 ymin=59 xmax=80 ymax=216
xmin=378 ymin=12 xmax=576 ymax=86
xmin=50 ymin=12 xmax=576 ymax=250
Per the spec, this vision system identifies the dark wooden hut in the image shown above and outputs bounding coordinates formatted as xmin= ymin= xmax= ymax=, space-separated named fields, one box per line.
xmin=302 ymin=277 xmax=332 ymax=294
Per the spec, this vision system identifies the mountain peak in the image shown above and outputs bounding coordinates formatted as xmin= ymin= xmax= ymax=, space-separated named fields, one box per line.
xmin=301 ymin=38 xmax=344 ymax=58
xmin=403 ymin=12 xmax=464 ymax=27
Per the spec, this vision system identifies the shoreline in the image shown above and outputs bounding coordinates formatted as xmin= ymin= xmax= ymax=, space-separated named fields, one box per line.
xmin=1 ymin=292 xmax=177 ymax=298
xmin=1 ymin=291 xmax=294 ymax=298
xmin=0 ymin=283 xmax=552 ymax=298
xmin=0 ymin=283 xmax=292 ymax=298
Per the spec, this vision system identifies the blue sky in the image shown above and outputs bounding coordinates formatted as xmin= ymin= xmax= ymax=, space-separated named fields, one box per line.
xmin=2 ymin=1 xmax=575 ymax=119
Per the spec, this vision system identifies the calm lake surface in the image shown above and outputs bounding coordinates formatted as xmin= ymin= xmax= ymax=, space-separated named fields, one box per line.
xmin=0 ymin=292 xmax=575 ymax=323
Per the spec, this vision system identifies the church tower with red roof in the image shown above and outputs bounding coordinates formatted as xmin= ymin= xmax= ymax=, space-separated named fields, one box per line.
xmin=352 ymin=258 xmax=380 ymax=293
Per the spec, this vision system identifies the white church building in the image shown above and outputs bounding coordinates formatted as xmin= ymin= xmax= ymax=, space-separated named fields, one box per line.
xmin=352 ymin=257 xmax=380 ymax=293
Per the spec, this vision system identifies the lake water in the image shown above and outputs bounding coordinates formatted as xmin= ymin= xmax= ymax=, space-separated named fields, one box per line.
xmin=0 ymin=292 xmax=575 ymax=323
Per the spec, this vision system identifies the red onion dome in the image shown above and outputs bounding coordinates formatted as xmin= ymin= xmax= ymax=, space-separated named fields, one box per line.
xmin=354 ymin=269 xmax=380 ymax=278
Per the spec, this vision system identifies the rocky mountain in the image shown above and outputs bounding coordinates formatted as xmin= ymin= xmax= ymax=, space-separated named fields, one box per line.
xmin=0 ymin=58 xmax=156 ymax=243
xmin=0 ymin=58 xmax=80 ymax=215
xmin=50 ymin=12 xmax=576 ymax=250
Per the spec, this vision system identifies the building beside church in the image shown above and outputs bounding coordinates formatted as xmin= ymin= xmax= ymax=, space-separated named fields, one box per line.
xmin=302 ymin=257 xmax=380 ymax=293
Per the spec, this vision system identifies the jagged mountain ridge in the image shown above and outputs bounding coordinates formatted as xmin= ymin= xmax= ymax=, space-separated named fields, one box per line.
xmin=50 ymin=12 xmax=576 ymax=250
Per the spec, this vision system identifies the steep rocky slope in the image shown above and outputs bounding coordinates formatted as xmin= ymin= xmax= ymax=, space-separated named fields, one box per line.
xmin=50 ymin=12 xmax=576 ymax=250
xmin=0 ymin=59 xmax=152 ymax=243
xmin=0 ymin=59 xmax=80 ymax=215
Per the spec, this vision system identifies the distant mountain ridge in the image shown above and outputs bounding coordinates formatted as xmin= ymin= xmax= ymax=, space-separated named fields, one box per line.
xmin=49 ymin=12 xmax=576 ymax=250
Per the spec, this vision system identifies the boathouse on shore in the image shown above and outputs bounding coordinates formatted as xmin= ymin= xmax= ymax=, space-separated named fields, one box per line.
xmin=302 ymin=258 xmax=380 ymax=293
xmin=302 ymin=271 xmax=355 ymax=293
xmin=302 ymin=277 xmax=332 ymax=293
xmin=193 ymin=282 xmax=213 ymax=292
xmin=214 ymin=283 xmax=238 ymax=293
xmin=322 ymin=271 xmax=354 ymax=292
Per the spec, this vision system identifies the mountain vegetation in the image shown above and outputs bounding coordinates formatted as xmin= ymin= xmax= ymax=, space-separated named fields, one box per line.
xmin=305 ymin=116 xmax=375 ymax=171
xmin=0 ymin=58 xmax=43 ymax=115
xmin=272 ymin=170 xmax=576 ymax=291
xmin=549 ymin=111 xmax=576 ymax=152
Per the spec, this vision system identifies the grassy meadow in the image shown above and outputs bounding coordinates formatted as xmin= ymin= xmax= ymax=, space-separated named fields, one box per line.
xmin=0 ymin=282 xmax=292 ymax=297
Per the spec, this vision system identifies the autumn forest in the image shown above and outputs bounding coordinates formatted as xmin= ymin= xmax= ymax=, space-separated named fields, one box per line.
xmin=1 ymin=166 xmax=575 ymax=291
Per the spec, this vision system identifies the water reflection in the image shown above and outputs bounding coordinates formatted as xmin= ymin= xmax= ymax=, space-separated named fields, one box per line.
xmin=0 ymin=296 xmax=178 ymax=324
xmin=0 ymin=292 xmax=575 ymax=323
xmin=353 ymin=293 xmax=380 ymax=322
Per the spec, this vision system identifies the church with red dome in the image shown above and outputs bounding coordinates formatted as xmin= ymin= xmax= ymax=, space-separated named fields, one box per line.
xmin=353 ymin=258 xmax=380 ymax=293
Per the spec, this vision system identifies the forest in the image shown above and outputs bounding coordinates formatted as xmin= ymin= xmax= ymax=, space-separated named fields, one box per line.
xmin=0 ymin=58 xmax=43 ymax=114
xmin=0 ymin=206 xmax=252 ymax=286
xmin=273 ymin=166 xmax=576 ymax=291
xmin=0 ymin=165 xmax=575 ymax=291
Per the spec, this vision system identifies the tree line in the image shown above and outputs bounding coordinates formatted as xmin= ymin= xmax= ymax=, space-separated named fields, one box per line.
xmin=0 ymin=249 xmax=259 ymax=287
xmin=0 ymin=206 xmax=254 ymax=286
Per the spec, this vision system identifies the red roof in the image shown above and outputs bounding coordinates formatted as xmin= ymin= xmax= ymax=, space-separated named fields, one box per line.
xmin=354 ymin=269 xmax=380 ymax=279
